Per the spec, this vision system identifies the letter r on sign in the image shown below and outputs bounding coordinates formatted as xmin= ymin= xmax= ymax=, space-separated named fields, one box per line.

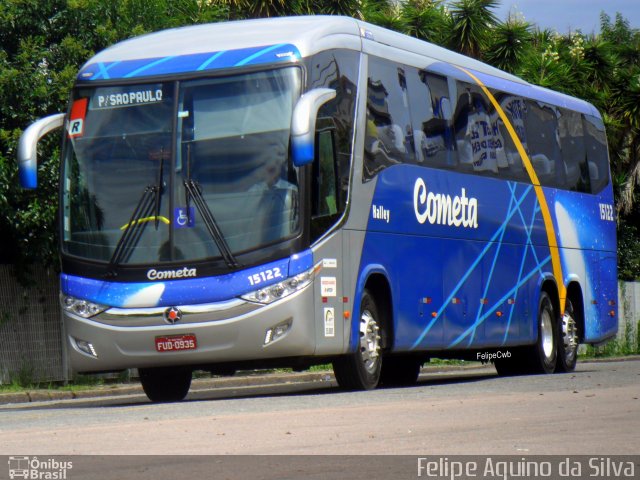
xmin=69 ymin=119 xmax=83 ymax=136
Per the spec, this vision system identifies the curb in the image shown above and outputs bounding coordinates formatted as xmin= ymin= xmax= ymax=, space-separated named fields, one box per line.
xmin=0 ymin=371 xmax=336 ymax=406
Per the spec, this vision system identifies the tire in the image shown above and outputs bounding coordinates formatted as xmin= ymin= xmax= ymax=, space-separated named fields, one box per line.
xmin=332 ymin=289 xmax=382 ymax=390
xmin=379 ymin=356 xmax=422 ymax=387
xmin=139 ymin=367 xmax=192 ymax=402
xmin=556 ymin=298 xmax=579 ymax=373
xmin=495 ymin=292 xmax=558 ymax=376
xmin=528 ymin=291 xmax=558 ymax=374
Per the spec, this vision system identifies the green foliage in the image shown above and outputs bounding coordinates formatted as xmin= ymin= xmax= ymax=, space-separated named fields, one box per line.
xmin=400 ymin=0 xmax=451 ymax=44
xmin=484 ymin=17 xmax=533 ymax=72
xmin=617 ymin=215 xmax=640 ymax=280
xmin=360 ymin=0 xmax=407 ymax=33
xmin=447 ymin=0 xmax=499 ymax=59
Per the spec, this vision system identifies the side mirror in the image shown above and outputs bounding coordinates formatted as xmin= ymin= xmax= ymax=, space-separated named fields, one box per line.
xmin=291 ymin=88 xmax=336 ymax=167
xmin=17 ymin=113 xmax=65 ymax=189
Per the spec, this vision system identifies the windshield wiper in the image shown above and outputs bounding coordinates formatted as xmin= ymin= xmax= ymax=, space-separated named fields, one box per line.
xmin=184 ymin=178 xmax=239 ymax=270
xmin=183 ymin=142 xmax=239 ymax=270
xmin=153 ymin=146 xmax=166 ymax=229
xmin=106 ymin=146 xmax=167 ymax=278
xmin=107 ymin=184 xmax=159 ymax=277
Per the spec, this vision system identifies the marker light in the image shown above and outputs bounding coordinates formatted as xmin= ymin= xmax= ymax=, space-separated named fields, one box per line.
xmin=241 ymin=266 xmax=314 ymax=305
xmin=74 ymin=338 xmax=98 ymax=357
xmin=264 ymin=320 xmax=292 ymax=345
xmin=61 ymin=294 xmax=107 ymax=318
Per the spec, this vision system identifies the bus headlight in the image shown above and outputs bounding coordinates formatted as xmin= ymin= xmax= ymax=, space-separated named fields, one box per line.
xmin=61 ymin=294 xmax=108 ymax=318
xmin=241 ymin=267 xmax=314 ymax=305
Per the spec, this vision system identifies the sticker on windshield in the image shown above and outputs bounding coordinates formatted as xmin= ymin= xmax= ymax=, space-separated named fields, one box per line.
xmin=93 ymin=86 xmax=163 ymax=109
xmin=174 ymin=207 xmax=195 ymax=228
xmin=68 ymin=98 xmax=88 ymax=137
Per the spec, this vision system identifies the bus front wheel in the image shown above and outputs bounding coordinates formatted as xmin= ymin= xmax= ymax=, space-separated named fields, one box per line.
xmin=332 ymin=289 xmax=382 ymax=390
xmin=139 ymin=367 xmax=192 ymax=402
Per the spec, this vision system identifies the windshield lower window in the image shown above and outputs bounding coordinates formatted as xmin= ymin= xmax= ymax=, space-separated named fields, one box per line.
xmin=62 ymin=67 xmax=302 ymax=269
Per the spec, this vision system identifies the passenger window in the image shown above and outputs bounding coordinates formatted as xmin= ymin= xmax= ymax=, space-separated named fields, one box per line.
xmin=407 ymin=69 xmax=457 ymax=169
xmin=364 ymin=56 xmax=415 ymax=180
xmin=523 ymin=100 xmax=564 ymax=188
xmin=453 ymin=82 xmax=507 ymax=175
xmin=499 ymin=94 xmax=528 ymax=146
xmin=583 ymin=115 xmax=610 ymax=194
xmin=558 ymin=109 xmax=590 ymax=192
xmin=493 ymin=93 xmax=529 ymax=182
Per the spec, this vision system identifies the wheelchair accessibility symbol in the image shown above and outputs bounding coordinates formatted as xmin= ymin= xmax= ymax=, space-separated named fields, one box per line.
xmin=174 ymin=207 xmax=195 ymax=228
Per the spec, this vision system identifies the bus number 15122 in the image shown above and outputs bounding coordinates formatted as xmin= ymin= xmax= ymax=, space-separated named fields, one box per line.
xmin=248 ymin=267 xmax=283 ymax=286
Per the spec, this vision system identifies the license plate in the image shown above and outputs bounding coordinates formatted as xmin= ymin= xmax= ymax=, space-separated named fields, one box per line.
xmin=155 ymin=334 xmax=197 ymax=352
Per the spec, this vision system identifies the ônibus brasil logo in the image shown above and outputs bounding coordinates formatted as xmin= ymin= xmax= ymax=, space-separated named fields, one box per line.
xmin=413 ymin=178 xmax=479 ymax=229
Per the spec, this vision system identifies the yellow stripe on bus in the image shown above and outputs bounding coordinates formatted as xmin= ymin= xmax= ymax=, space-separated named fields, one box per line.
xmin=456 ymin=66 xmax=567 ymax=313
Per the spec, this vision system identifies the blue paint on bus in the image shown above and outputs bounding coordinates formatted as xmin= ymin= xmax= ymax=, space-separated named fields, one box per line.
xmin=61 ymin=249 xmax=313 ymax=308
xmin=78 ymin=44 xmax=301 ymax=81
xmin=351 ymin=163 xmax=616 ymax=352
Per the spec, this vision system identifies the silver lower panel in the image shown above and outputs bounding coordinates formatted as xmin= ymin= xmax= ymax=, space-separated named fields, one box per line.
xmin=65 ymin=286 xmax=317 ymax=373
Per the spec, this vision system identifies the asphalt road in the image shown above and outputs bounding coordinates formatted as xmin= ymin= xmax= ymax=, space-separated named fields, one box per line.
xmin=1 ymin=359 xmax=639 ymax=459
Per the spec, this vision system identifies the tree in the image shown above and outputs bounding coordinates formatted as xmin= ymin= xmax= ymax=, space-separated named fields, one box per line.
xmin=218 ymin=0 xmax=289 ymax=18
xmin=484 ymin=14 xmax=533 ymax=72
xmin=447 ymin=0 xmax=499 ymax=59
xmin=400 ymin=0 xmax=451 ymax=45
xmin=360 ymin=0 xmax=407 ymax=33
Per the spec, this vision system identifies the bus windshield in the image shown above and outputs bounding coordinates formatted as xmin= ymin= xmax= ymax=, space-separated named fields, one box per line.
xmin=62 ymin=67 xmax=301 ymax=268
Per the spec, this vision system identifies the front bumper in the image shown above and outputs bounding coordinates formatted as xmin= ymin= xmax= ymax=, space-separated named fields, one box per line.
xmin=65 ymin=286 xmax=316 ymax=373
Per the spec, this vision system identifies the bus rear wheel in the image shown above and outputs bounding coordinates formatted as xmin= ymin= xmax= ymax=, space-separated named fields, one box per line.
xmin=556 ymin=299 xmax=579 ymax=372
xmin=529 ymin=291 xmax=558 ymax=374
xmin=332 ymin=289 xmax=382 ymax=390
xmin=139 ymin=367 xmax=192 ymax=402
xmin=495 ymin=291 xmax=558 ymax=376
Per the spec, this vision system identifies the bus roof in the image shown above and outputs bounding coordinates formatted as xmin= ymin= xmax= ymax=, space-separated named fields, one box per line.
xmin=76 ymin=15 xmax=598 ymax=116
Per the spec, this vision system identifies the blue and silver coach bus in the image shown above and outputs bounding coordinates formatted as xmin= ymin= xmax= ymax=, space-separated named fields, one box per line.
xmin=18 ymin=16 xmax=617 ymax=401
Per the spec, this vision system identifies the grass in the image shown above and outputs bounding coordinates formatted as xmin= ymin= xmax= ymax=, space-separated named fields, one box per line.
xmin=0 ymin=372 xmax=122 ymax=394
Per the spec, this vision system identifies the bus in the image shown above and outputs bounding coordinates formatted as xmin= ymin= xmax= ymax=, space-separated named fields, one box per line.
xmin=18 ymin=16 xmax=617 ymax=402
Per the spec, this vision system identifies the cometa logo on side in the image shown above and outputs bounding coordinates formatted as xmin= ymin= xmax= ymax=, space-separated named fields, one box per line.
xmin=413 ymin=178 xmax=479 ymax=229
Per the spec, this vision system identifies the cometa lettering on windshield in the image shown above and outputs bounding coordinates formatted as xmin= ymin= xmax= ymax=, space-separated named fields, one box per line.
xmin=413 ymin=178 xmax=479 ymax=229
xmin=147 ymin=267 xmax=197 ymax=281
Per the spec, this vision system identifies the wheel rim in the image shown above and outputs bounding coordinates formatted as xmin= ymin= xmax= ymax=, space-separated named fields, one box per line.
xmin=359 ymin=309 xmax=381 ymax=373
xmin=561 ymin=311 xmax=578 ymax=363
xmin=540 ymin=306 xmax=554 ymax=359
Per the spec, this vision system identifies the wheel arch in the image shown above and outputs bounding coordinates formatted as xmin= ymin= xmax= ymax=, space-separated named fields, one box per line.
xmin=351 ymin=265 xmax=394 ymax=353
xmin=565 ymin=281 xmax=586 ymax=343
xmin=540 ymin=277 xmax=561 ymax=331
